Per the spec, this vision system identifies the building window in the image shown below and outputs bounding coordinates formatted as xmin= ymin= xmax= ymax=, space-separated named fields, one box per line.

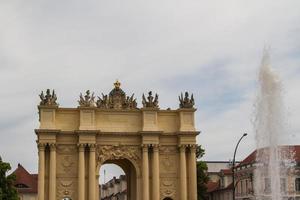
xmin=264 ymin=178 xmax=271 ymax=193
xmin=281 ymin=178 xmax=286 ymax=193
xmin=295 ymin=178 xmax=300 ymax=192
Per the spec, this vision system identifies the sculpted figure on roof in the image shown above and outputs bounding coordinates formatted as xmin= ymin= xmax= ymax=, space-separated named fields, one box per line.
xmin=39 ymin=89 xmax=58 ymax=106
xmin=97 ymin=80 xmax=137 ymax=109
xmin=142 ymin=91 xmax=159 ymax=108
xmin=78 ymin=90 xmax=96 ymax=107
xmin=179 ymin=92 xmax=194 ymax=108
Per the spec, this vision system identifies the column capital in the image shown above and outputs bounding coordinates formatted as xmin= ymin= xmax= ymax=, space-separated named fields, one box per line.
xmin=189 ymin=144 xmax=197 ymax=153
xmin=152 ymin=144 xmax=160 ymax=152
xmin=88 ymin=143 xmax=96 ymax=151
xmin=78 ymin=143 xmax=86 ymax=151
xmin=49 ymin=143 xmax=56 ymax=151
xmin=142 ymin=144 xmax=150 ymax=151
xmin=37 ymin=143 xmax=46 ymax=151
xmin=178 ymin=144 xmax=187 ymax=152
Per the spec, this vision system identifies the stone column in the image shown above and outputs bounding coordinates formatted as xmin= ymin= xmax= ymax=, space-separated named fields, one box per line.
xmin=38 ymin=143 xmax=45 ymax=200
xmin=49 ymin=143 xmax=56 ymax=200
xmin=142 ymin=144 xmax=149 ymax=200
xmin=78 ymin=144 xmax=85 ymax=200
xmin=152 ymin=144 xmax=160 ymax=200
xmin=96 ymin=175 xmax=100 ymax=200
xmin=89 ymin=144 xmax=96 ymax=200
xmin=179 ymin=145 xmax=187 ymax=200
xmin=189 ymin=145 xmax=197 ymax=200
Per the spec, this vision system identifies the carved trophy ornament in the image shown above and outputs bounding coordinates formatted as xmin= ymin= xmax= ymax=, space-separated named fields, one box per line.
xmin=96 ymin=80 xmax=137 ymax=109
xmin=179 ymin=92 xmax=195 ymax=108
xmin=142 ymin=91 xmax=159 ymax=108
xmin=96 ymin=145 xmax=141 ymax=165
xmin=39 ymin=89 xmax=58 ymax=106
xmin=78 ymin=90 xmax=96 ymax=107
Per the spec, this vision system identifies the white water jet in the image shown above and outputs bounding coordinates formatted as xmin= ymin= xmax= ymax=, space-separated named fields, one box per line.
xmin=254 ymin=50 xmax=295 ymax=200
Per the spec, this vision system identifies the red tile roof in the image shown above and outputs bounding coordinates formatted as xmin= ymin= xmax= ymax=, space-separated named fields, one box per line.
xmin=206 ymin=181 xmax=233 ymax=193
xmin=206 ymin=181 xmax=219 ymax=193
xmin=239 ymin=145 xmax=300 ymax=167
xmin=12 ymin=164 xmax=37 ymax=194
xmin=220 ymin=169 xmax=232 ymax=175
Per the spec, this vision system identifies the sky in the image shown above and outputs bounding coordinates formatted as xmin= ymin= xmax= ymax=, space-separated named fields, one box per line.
xmin=0 ymin=0 xmax=299 ymax=183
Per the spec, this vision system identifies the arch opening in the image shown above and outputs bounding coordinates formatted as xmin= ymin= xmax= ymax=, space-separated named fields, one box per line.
xmin=98 ymin=158 xmax=137 ymax=200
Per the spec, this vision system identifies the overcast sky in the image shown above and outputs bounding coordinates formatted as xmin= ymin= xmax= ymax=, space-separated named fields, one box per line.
xmin=0 ymin=0 xmax=299 ymax=183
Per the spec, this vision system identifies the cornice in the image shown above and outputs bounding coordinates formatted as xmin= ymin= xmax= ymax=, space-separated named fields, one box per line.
xmin=140 ymin=131 xmax=163 ymax=136
xmin=35 ymin=129 xmax=61 ymax=135
xmin=75 ymin=130 xmax=99 ymax=136
xmin=177 ymin=131 xmax=201 ymax=136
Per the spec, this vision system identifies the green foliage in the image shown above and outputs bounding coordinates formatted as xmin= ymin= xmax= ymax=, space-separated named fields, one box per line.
xmin=196 ymin=145 xmax=209 ymax=200
xmin=0 ymin=156 xmax=18 ymax=200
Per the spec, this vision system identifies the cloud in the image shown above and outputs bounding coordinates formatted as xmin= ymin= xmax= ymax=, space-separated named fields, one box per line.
xmin=0 ymin=0 xmax=299 ymax=175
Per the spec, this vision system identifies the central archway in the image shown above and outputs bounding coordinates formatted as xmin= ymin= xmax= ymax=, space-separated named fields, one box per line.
xmin=97 ymin=158 xmax=139 ymax=200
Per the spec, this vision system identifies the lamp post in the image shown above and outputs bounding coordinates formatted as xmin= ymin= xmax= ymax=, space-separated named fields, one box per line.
xmin=232 ymin=133 xmax=247 ymax=200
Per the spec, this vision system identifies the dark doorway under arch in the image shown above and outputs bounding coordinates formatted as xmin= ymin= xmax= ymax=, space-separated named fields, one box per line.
xmin=163 ymin=198 xmax=173 ymax=200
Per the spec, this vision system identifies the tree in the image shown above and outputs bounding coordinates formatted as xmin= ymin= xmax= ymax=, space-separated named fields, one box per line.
xmin=196 ymin=145 xmax=209 ymax=200
xmin=0 ymin=156 xmax=18 ymax=200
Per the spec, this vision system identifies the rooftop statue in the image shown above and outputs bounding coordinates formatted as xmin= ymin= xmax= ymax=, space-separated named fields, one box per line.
xmin=179 ymin=92 xmax=194 ymax=108
xmin=97 ymin=80 xmax=137 ymax=109
xmin=39 ymin=89 xmax=58 ymax=106
xmin=142 ymin=91 xmax=159 ymax=108
xmin=78 ymin=90 xmax=96 ymax=107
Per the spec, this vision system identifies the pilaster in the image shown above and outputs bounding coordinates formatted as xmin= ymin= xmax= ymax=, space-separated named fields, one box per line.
xmin=189 ymin=145 xmax=197 ymax=200
xmin=88 ymin=144 xmax=96 ymax=200
xmin=179 ymin=144 xmax=187 ymax=200
xmin=49 ymin=143 xmax=56 ymax=200
xmin=37 ymin=143 xmax=46 ymax=200
xmin=142 ymin=144 xmax=150 ymax=200
xmin=78 ymin=143 xmax=86 ymax=200
xmin=152 ymin=144 xmax=160 ymax=200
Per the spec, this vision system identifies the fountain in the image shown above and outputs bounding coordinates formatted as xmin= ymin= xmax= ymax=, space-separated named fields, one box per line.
xmin=254 ymin=50 xmax=295 ymax=200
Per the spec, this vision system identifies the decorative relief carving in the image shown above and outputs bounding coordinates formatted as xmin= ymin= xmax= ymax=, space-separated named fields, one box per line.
xmin=57 ymin=178 xmax=76 ymax=200
xmin=159 ymin=146 xmax=178 ymax=154
xmin=142 ymin=91 xmax=159 ymax=108
xmin=39 ymin=89 xmax=58 ymax=106
xmin=56 ymin=145 xmax=77 ymax=154
xmin=160 ymin=178 xmax=177 ymax=199
xmin=96 ymin=145 xmax=141 ymax=165
xmin=61 ymin=156 xmax=75 ymax=173
xmin=160 ymin=155 xmax=177 ymax=173
xmin=179 ymin=91 xmax=194 ymax=108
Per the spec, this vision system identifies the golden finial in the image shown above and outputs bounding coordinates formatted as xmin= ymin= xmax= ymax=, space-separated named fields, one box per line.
xmin=114 ymin=80 xmax=121 ymax=89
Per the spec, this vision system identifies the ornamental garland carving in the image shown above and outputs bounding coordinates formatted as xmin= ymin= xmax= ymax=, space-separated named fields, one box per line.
xmin=160 ymin=178 xmax=177 ymax=199
xmin=96 ymin=145 xmax=141 ymax=165
xmin=57 ymin=179 xmax=76 ymax=200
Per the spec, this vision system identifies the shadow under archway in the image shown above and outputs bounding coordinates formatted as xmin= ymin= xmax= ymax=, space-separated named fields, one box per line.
xmin=99 ymin=158 xmax=137 ymax=200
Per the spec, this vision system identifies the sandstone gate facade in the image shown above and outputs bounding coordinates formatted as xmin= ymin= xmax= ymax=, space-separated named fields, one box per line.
xmin=36 ymin=82 xmax=199 ymax=200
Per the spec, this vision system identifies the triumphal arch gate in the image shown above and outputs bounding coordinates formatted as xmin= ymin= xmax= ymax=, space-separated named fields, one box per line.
xmin=35 ymin=81 xmax=199 ymax=200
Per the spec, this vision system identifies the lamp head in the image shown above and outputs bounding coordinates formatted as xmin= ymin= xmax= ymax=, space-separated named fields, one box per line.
xmin=243 ymin=133 xmax=248 ymax=137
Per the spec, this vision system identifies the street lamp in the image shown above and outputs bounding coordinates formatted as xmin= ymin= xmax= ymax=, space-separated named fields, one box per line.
xmin=232 ymin=133 xmax=247 ymax=200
